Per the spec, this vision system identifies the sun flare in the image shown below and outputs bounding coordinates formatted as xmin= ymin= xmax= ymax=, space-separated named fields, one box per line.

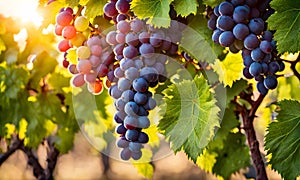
xmin=0 ymin=0 xmax=43 ymax=27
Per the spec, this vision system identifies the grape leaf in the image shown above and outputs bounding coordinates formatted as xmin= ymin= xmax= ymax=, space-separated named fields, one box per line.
xmin=65 ymin=0 xmax=79 ymax=7
xmin=29 ymin=51 xmax=57 ymax=89
xmin=0 ymin=37 xmax=6 ymax=54
xmin=213 ymin=132 xmax=250 ymax=179
xmin=226 ymin=79 xmax=248 ymax=104
xmin=172 ymin=0 xmax=198 ymax=17
xmin=131 ymin=149 xmax=154 ymax=179
xmin=180 ymin=15 xmax=224 ymax=64
xmin=277 ymin=76 xmax=300 ymax=101
xmin=158 ymin=75 xmax=220 ymax=162
xmin=47 ymin=72 xmax=71 ymax=93
xmin=265 ymin=100 xmax=300 ymax=180
xmin=202 ymin=0 xmax=224 ymax=7
xmin=84 ymin=0 xmax=106 ymax=19
xmin=130 ymin=0 xmax=173 ymax=28
xmin=79 ymin=0 xmax=89 ymax=6
xmin=212 ymin=52 xmax=243 ymax=87
xmin=267 ymin=0 xmax=300 ymax=54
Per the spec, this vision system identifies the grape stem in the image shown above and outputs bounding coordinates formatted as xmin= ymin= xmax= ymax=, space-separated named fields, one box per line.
xmin=234 ymin=94 xmax=268 ymax=180
xmin=281 ymin=54 xmax=300 ymax=81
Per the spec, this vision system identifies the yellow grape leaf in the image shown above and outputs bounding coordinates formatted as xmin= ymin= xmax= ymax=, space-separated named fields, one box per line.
xmin=196 ymin=149 xmax=218 ymax=172
xmin=66 ymin=48 xmax=78 ymax=64
xmin=212 ymin=52 xmax=243 ymax=87
xmin=18 ymin=119 xmax=28 ymax=140
xmin=143 ymin=125 xmax=160 ymax=148
xmin=131 ymin=149 xmax=154 ymax=179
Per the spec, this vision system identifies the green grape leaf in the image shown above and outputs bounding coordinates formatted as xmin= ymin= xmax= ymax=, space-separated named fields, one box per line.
xmin=172 ymin=0 xmax=198 ymax=17
xmin=56 ymin=126 xmax=76 ymax=154
xmin=180 ymin=15 xmax=224 ymax=64
xmin=79 ymin=0 xmax=89 ymax=5
xmin=202 ymin=0 xmax=224 ymax=7
xmin=48 ymin=72 xmax=71 ymax=93
xmin=0 ymin=37 xmax=6 ymax=54
xmin=130 ymin=0 xmax=173 ymax=28
xmin=212 ymin=52 xmax=243 ymax=87
xmin=226 ymin=79 xmax=248 ymax=104
xmin=84 ymin=0 xmax=106 ymax=19
xmin=29 ymin=51 xmax=57 ymax=89
xmin=65 ymin=0 xmax=79 ymax=7
xmin=267 ymin=0 xmax=300 ymax=54
xmin=277 ymin=76 xmax=300 ymax=101
xmin=265 ymin=100 xmax=300 ymax=180
xmin=158 ymin=75 xmax=220 ymax=162
xmin=131 ymin=149 xmax=154 ymax=179
xmin=213 ymin=132 xmax=250 ymax=179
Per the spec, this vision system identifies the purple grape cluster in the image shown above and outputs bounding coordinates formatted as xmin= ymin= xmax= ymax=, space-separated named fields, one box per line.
xmin=103 ymin=0 xmax=181 ymax=160
xmin=208 ymin=0 xmax=284 ymax=95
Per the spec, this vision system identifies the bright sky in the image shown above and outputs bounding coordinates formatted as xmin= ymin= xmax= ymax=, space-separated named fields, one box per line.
xmin=0 ymin=0 xmax=43 ymax=26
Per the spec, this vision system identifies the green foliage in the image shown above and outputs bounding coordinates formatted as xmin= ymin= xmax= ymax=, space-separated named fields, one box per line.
xmin=265 ymin=100 xmax=300 ymax=180
xmin=172 ymin=0 xmax=198 ymax=17
xmin=267 ymin=0 xmax=300 ymax=54
xmin=197 ymin=104 xmax=250 ymax=179
xmin=84 ymin=0 xmax=106 ymax=19
xmin=180 ymin=15 xmax=224 ymax=64
xmin=158 ymin=75 xmax=220 ymax=162
xmin=202 ymin=0 xmax=223 ymax=7
xmin=130 ymin=0 xmax=173 ymax=27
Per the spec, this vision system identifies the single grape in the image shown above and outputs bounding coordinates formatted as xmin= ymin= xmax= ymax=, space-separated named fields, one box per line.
xmin=77 ymin=46 xmax=91 ymax=59
xmin=207 ymin=18 xmax=216 ymax=30
xmin=216 ymin=16 xmax=234 ymax=31
xmin=70 ymin=32 xmax=86 ymax=47
xmin=117 ymin=20 xmax=131 ymax=34
xmin=74 ymin=16 xmax=89 ymax=32
xmin=139 ymin=43 xmax=155 ymax=57
xmin=248 ymin=18 xmax=264 ymax=35
xmin=218 ymin=31 xmax=234 ymax=47
xmin=109 ymin=84 xmax=122 ymax=99
xmin=117 ymin=78 xmax=131 ymax=91
xmin=120 ymin=58 xmax=134 ymax=71
xmin=87 ymin=36 xmax=102 ymax=47
xmin=103 ymin=2 xmax=118 ymax=17
xmin=56 ymin=11 xmax=73 ymax=26
xmin=84 ymin=72 xmax=97 ymax=83
xmin=124 ymin=67 xmax=139 ymax=81
xmin=120 ymin=148 xmax=131 ymax=160
xmin=138 ymin=132 xmax=149 ymax=143
xmin=137 ymin=106 xmax=148 ymax=116
xmin=143 ymin=97 xmax=156 ymax=110
xmin=212 ymin=29 xmax=223 ymax=44
xmin=116 ymin=124 xmax=127 ymax=134
xmin=243 ymin=67 xmax=253 ymax=79
xmin=116 ymin=14 xmax=128 ymax=22
xmin=125 ymin=33 xmax=139 ymax=47
xmin=124 ymin=116 xmax=139 ymax=130
xmin=233 ymin=5 xmax=250 ymax=23
xmin=62 ymin=25 xmax=76 ymax=39
xmin=249 ymin=62 xmax=262 ymax=76
xmin=268 ymin=61 xmax=280 ymax=74
xmin=130 ymin=18 xmax=144 ymax=33
xmin=278 ymin=61 xmax=285 ymax=71
xmin=140 ymin=67 xmax=159 ymax=83
xmin=257 ymin=81 xmax=268 ymax=95
xmin=106 ymin=31 xmax=118 ymax=45
xmin=71 ymin=74 xmax=85 ymax=87
xmin=139 ymin=31 xmax=150 ymax=43
xmin=137 ymin=116 xmax=150 ymax=129
xmin=244 ymin=34 xmax=259 ymax=50
xmin=125 ymin=101 xmax=139 ymax=116
xmin=117 ymin=137 xmax=129 ymax=148
xmin=214 ymin=5 xmax=220 ymax=16
xmin=125 ymin=129 xmax=139 ymax=141
xmin=243 ymin=55 xmax=254 ymax=67
xmin=133 ymin=78 xmax=148 ymax=93
xmin=260 ymin=40 xmax=272 ymax=54
xmin=54 ymin=24 xmax=64 ymax=36
xmin=218 ymin=2 xmax=234 ymax=16
xmin=115 ymin=98 xmax=126 ymax=111
xmin=121 ymin=90 xmax=135 ymax=102
xmin=233 ymin=23 xmax=249 ymax=40
xmin=264 ymin=75 xmax=278 ymax=89
xmin=261 ymin=62 xmax=269 ymax=74
xmin=134 ymin=92 xmax=148 ymax=105
xmin=262 ymin=31 xmax=273 ymax=42
xmin=116 ymin=0 xmax=130 ymax=13
xmin=150 ymin=33 xmax=163 ymax=47
xmin=57 ymin=39 xmax=71 ymax=52
xmin=131 ymin=150 xmax=142 ymax=160
xmin=114 ymin=111 xmax=126 ymax=123
xmin=77 ymin=59 xmax=92 ymax=74
xmin=123 ymin=45 xmax=138 ymax=59
xmin=251 ymin=48 xmax=265 ymax=61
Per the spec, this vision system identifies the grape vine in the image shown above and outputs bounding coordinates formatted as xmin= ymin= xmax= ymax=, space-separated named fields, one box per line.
xmin=0 ymin=0 xmax=299 ymax=179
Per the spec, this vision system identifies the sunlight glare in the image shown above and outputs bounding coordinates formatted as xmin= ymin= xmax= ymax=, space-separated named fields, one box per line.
xmin=0 ymin=0 xmax=43 ymax=27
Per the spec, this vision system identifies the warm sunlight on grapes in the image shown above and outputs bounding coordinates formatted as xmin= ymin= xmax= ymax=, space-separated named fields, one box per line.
xmin=0 ymin=0 xmax=43 ymax=27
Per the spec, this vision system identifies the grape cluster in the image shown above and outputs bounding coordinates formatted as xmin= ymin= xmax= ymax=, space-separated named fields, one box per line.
xmin=208 ymin=0 xmax=284 ymax=95
xmin=55 ymin=7 xmax=118 ymax=95
xmin=103 ymin=0 xmax=180 ymax=160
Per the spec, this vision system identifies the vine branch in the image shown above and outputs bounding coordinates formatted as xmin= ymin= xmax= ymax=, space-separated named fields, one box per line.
xmin=282 ymin=54 xmax=300 ymax=81
xmin=234 ymin=93 xmax=268 ymax=180
xmin=0 ymin=137 xmax=23 ymax=165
